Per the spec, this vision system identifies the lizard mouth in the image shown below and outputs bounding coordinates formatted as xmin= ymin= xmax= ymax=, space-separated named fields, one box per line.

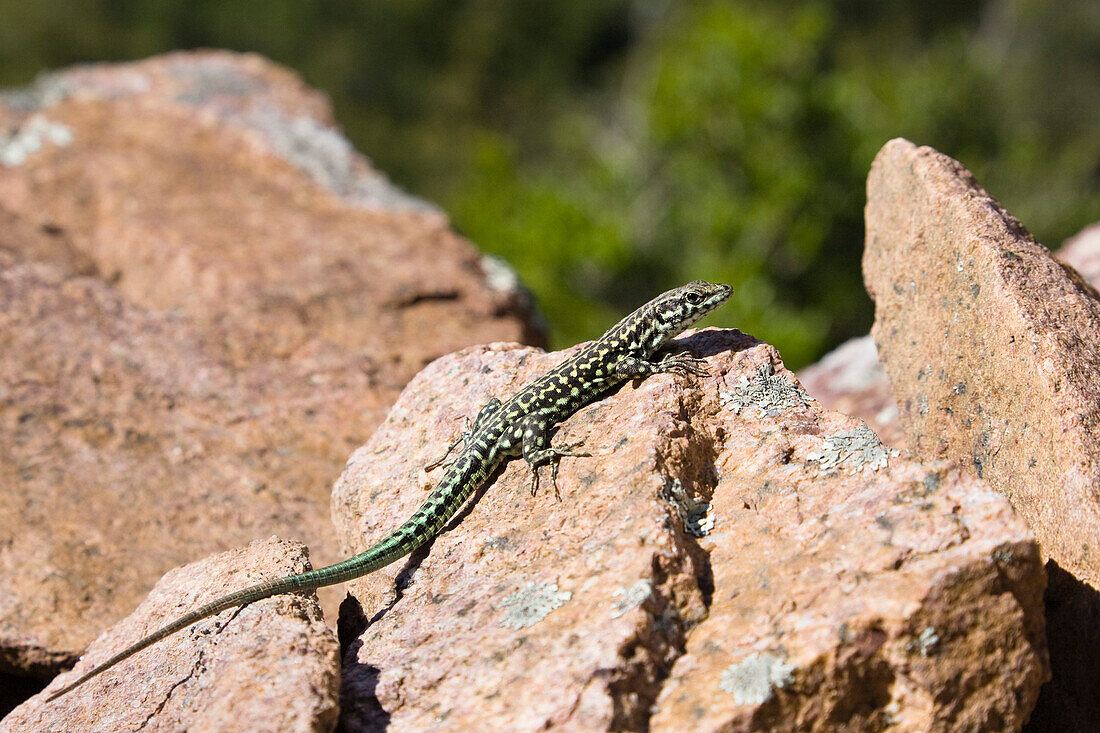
xmin=705 ymin=284 xmax=733 ymax=311
xmin=693 ymin=283 xmax=732 ymax=320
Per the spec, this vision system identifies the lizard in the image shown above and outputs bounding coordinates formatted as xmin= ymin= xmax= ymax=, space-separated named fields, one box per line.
xmin=46 ymin=279 xmax=731 ymax=702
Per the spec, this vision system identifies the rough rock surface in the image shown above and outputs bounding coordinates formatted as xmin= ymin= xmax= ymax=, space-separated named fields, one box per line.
xmin=332 ymin=328 xmax=1045 ymax=731
xmin=1024 ymin=562 xmax=1100 ymax=733
xmin=0 ymin=204 xmax=96 ymax=276
xmin=1057 ymin=223 xmax=1100 ymax=287
xmin=798 ymin=221 xmax=1100 ymax=476
xmin=864 ymin=140 xmax=1100 ymax=733
xmin=0 ymin=261 xmax=371 ymax=678
xmin=796 ymin=336 xmax=905 ymax=449
xmin=864 ymin=138 xmax=1100 ymax=589
xmin=5 ymin=537 xmax=339 ymax=733
xmin=0 ymin=50 xmax=537 ymax=373
xmin=0 ymin=50 xmax=536 ymax=689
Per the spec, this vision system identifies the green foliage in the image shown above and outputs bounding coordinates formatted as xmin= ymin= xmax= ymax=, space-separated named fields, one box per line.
xmin=456 ymin=1 xmax=852 ymax=363
xmin=1 ymin=0 xmax=1097 ymax=367
xmin=455 ymin=0 xmax=1100 ymax=364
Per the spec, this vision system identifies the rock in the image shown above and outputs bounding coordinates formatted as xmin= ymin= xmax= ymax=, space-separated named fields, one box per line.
xmin=864 ymin=139 xmax=1100 ymax=733
xmin=0 ymin=260 xmax=370 ymax=678
xmin=796 ymin=335 xmax=905 ymax=449
xmin=0 ymin=50 xmax=537 ymax=687
xmin=0 ymin=203 xmax=96 ymax=276
xmin=1023 ymin=562 xmax=1100 ymax=733
xmin=4 ymin=537 xmax=339 ymax=732
xmin=864 ymin=138 xmax=1100 ymax=589
xmin=800 ymin=219 xmax=1100 ymax=464
xmin=0 ymin=50 xmax=537 ymax=374
xmin=332 ymin=328 xmax=1045 ymax=731
xmin=1057 ymin=222 xmax=1100 ymax=289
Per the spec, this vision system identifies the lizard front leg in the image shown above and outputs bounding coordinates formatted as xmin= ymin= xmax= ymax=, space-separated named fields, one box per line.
xmin=614 ymin=351 xmax=708 ymax=379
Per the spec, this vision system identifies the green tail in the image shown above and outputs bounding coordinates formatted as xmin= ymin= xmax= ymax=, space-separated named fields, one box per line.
xmin=47 ymin=453 xmax=487 ymax=702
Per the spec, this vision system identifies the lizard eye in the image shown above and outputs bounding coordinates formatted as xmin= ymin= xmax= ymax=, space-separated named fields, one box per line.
xmin=685 ymin=291 xmax=703 ymax=305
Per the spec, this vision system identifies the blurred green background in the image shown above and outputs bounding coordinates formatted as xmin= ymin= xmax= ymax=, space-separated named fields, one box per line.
xmin=1 ymin=0 xmax=1097 ymax=368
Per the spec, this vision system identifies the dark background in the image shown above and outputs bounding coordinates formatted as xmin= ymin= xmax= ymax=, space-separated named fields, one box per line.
xmin=1 ymin=0 xmax=1097 ymax=367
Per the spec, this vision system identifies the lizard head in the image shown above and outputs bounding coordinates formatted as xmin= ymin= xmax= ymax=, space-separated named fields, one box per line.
xmin=598 ymin=279 xmax=732 ymax=356
xmin=652 ymin=280 xmax=732 ymax=337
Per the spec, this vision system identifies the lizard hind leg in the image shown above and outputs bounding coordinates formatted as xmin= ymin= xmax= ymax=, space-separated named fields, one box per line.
xmin=424 ymin=397 xmax=504 ymax=472
xmin=423 ymin=420 xmax=469 ymax=472
xmin=518 ymin=415 xmax=590 ymax=499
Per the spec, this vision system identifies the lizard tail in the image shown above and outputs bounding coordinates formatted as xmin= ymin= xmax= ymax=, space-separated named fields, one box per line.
xmin=45 ymin=576 xmax=291 ymax=702
xmin=46 ymin=429 xmax=490 ymax=702
xmin=45 ymin=521 xmax=426 ymax=702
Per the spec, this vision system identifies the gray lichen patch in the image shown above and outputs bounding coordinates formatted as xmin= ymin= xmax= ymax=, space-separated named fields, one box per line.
xmin=907 ymin=626 xmax=941 ymax=657
xmin=660 ymin=477 xmax=715 ymax=537
xmin=240 ymin=108 xmax=439 ymax=214
xmin=499 ymin=581 xmax=571 ymax=630
xmin=480 ymin=254 xmax=522 ymax=295
xmin=718 ymin=652 xmax=795 ymax=705
xmin=0 ymin=115 xmax=73 ymax=167
xmin=168 ymin=55 xmax=268 ymax=103
xmin=808 ymin=422 xmax=898 ymax=474
xmin=610 ymin=579 xmax=653 ymax=619
xmin=721 ymin=363 xmax=813 ymax=417
xmin=0 ymin=72 xmax=79 ymax=111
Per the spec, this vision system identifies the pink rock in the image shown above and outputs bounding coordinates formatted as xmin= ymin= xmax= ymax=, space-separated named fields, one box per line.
xmin=0 ymin=50 xmax=536 ymax=691
xmin=0 ymin=50 xmax=537 ymax=375
xmin=864 ymin=138 xmax=1100 ymax=590
xmin=0 ymin=203 xmax=95 ymax=276
xmin=798 ymin=222 xmax=1100 ymax=469
xmin=5 ymin=538 xmax=339 ymax=732
xmin=864 ymin=138 xmax=1100 ymax=733
xmin=332 ymin=329 xmax=1045 ymax=730
xmin=797 ymin=335 xmax=906 ymax=449
xmin=1057 ymin=222 xmax=1100 ymax=287
xmin=800 ymin=220 xmax=1100 ymax=456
